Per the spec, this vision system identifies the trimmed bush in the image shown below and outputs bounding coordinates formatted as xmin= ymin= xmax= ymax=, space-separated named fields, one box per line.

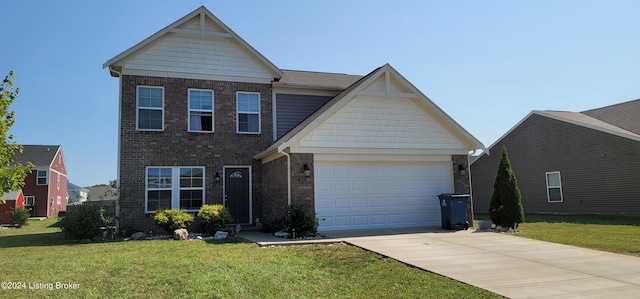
xmin=489 ymin=146 xmax=525 ymax=230
xmin=283 ymin=201 xmax=318 ymax=238
xmin=59 ymin=205 xmax=103 ymax=240
xmin=197 ymin=204 xmax=233 ymax=234
xmin=153 ymin=209 xmax=194 ymax=233
xmin=9 ymin=207 xmax=30 ymax=228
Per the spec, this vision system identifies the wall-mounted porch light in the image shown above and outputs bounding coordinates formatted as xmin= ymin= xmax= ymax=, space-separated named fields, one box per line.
xmin=214 ymin=171 xmax=221 ymax=182
xmin=303 ymin=164 xmax=311 ymax=177
xmin=458 ymin=164 xmax=466 ymax=176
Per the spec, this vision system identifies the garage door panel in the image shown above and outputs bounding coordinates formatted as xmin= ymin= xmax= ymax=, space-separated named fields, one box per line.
xmin=315 ymin=160 xmax=452 ymax=231
xmin=352 ymin=198 xmax=367 ymax=208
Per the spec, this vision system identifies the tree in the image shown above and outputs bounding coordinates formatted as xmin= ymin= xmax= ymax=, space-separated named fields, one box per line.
xmin=109 ymin=179 xmax=117 ymax=189
xmin=0 ymin=71 xmax=32 ymax=204
xmin=488 ymin=146 xmax=525 ymax=230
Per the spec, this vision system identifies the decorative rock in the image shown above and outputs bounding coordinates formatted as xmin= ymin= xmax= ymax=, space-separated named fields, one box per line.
xmin=213 ymin=231 xmax=228 ymax=239
xmin=131 ymin=232 xmax=146 ymax=240
xmin=173 ymin=228 xmax=189 ymax=240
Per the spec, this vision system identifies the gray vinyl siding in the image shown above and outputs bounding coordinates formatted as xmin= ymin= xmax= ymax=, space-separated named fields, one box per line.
xmin=275 ymin=94 xmax=333 ymax=139
xmin=471 ymin=114 xmax=640 ymax=214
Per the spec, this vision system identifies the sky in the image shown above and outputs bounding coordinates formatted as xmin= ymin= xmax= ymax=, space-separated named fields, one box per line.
xmin=2 ymin=1 xmax=639 ymax=187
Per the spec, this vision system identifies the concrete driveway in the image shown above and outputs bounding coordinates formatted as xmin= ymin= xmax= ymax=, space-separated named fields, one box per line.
xmin=324 ymin=228 xmax=640 ymax=299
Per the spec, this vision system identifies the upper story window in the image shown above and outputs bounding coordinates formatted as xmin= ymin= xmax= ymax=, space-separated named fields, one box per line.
xmin=56 ymin=173 xmax=60 ymax=190
xmin=188 ymin=89 xmax=214 ymax=132
xmin=546 ymin=171 xmax=563 ymax=203
xmin=146 ymin=167 xmax=205 ymax=212
xmin=37 ymin=170 xmax=48 ymax=185
xmin=137 ymin=86 xmax=164 ymax=131
xmin=237 ymin=92 xmax=260 ymax=134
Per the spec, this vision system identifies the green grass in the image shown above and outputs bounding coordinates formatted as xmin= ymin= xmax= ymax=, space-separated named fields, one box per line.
xmin=0 ymin=218 xmax=501 ymax=298
xmin=475 ymin=213 xmax=640 ymax=256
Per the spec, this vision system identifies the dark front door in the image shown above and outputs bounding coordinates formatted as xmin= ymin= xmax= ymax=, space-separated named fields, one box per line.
xmin=224 ymin=167 xmax=250 ymax=224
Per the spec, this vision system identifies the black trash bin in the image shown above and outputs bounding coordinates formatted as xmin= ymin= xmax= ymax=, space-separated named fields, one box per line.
xmin=438 ymin=193 xmax=470 ymax=230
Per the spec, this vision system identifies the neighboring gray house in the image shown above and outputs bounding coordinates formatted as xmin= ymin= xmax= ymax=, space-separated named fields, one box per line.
xmin=67 ymin=182 xmax=89 ymax=203
xmin=471 ymin=99 xmax=640 ymax=214
xmin=86 ymin=186 xmax=118 ymax=201
xmin=103 ymin=6 xmax=485 ymax=232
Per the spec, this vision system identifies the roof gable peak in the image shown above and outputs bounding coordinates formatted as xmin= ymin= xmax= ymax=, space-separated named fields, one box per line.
xmin=103 ymin=6 xmax=284 ymax=80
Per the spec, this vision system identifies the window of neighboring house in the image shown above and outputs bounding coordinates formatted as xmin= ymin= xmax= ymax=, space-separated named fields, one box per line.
xmin=25 ymin=196 xmax=35 ymax=206
xmin=37 ymin=170 xmax=48 ymax=185
xmin=546 ymin=171 xmax=563 ymax=203
xmin=237 ymin=92 xmax=260 ymax=134
xmin=137 ymin=86 xmax=164 ymax=131
xmin=56 ymin=173 xmax=60 ymax=190
xmin=57 ymin=196 xmax=61 ymax=205
xmin=146 ymin=167 xmax=205 ymax=212
xmin=188 ymin=89 xmax=214 ymax=132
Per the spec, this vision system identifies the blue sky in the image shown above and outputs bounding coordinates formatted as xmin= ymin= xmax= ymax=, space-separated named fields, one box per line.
xmin=2 ymin=1 xmax=639 ymax=187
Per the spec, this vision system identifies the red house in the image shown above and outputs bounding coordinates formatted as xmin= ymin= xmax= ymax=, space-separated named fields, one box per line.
xmin=0 ymin=190 xmax=24 ymax=225
xmin=15 ymin=145 xmax=68 ymax=217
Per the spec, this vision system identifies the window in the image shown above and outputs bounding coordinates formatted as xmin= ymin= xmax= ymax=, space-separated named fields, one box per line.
xmin=37 ymin=170 xmax=48 ymax=185
xmin=137 ymin=86 xmax=164 ymax=131
xmin=56 ymin=173 xmax=60 ymax=190
xmin=237 ymin=92 xmax=260 ymax=134
xmin=25 ymin=196 xmax=35 ymax=206
xmin=546 ymin=171 xmax=563 ymax=203
xmin=146 ymin=167 xmax=205 ymax=212
xmin=188 ymin=89 xmax=214 ymax=132
xmin=57 ymin=196 xmax=62 ymax=205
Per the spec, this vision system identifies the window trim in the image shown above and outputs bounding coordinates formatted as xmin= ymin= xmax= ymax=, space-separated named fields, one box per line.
xmin=145 ymin=166 xmax=206 ymax=213
xmin=36 ymin=170 xmax=48 ymax=185
xmin=188 ymin=88 xmax=215 ymax=133
xmin=25 ymin=196 xmax=35 ymax=206
xmin=545 ymin=171 xmax=563 ymax=203
xmin=136 ymin=86 xmax=165 ymax=131
xmin=236 ymin=91 xmax=261 ymax=134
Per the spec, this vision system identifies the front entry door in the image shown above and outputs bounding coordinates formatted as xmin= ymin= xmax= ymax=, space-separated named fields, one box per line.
xmin=224 ymin=167 xmax=251 ymax=224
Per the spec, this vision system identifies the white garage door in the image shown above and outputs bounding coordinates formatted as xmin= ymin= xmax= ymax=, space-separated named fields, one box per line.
xmin=315 ymin=160 xmax=453 ymax=231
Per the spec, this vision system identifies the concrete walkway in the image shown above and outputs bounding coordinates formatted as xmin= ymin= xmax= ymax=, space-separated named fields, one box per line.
xmin=240 ymin=228 xmax=640 ymax=298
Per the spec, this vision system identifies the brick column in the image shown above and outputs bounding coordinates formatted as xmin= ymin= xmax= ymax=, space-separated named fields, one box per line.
xmin=452 ymin=155 xmax=473 ymax=226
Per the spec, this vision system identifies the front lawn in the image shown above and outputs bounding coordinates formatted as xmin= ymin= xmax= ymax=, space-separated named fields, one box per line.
xmin=0 ymin=218 xmax=501 ymax=298
xmin=475 ymin=213 xmax=640 ymax=256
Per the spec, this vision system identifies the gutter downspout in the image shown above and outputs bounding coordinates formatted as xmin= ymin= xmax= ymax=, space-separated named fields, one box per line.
xmin=111 ymin=67 xmax=123 ymax=235
xmin=280 ymin=149 xmax=292 ymax=205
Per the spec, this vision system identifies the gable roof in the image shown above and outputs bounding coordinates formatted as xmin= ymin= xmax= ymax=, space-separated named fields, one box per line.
xmin=14 ymin=145 xmax=61 ymax=168
xmin=474 ymin=106 xmax=640 ymax=163
xmin=277 ymin=70 xmax=363 ymax=90
xmin=86 ymin=185 xmax=117 ymax=201
xmin=103 ymin=6 xmax=284 ymax=80
xmin=2 ymin=190 xmax=22 ymax=201
xmin=256 ymin=64 xmax=486 ymax=159
xmin=582 ymin=99 xmax=640 ymax=135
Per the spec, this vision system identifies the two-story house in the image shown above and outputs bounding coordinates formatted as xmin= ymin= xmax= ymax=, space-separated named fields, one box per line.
xmin=104 ymin=6 xmax=485 ymax=232
xmin=15 ymin=145 xmax=68 ymax=217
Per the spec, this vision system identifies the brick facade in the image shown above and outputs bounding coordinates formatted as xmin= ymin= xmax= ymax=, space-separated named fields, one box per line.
xmin=260 ymin=153 xmax=315 ymax=224
xmin=260 ymin=156 xmax=288 ymax=223
xmin=119 ymin=75 xmax=273 ymax=232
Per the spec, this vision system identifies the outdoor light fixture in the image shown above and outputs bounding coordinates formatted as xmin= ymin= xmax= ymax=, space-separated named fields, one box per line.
xmin=458 ymin=164 xmax=466 ymax=176
xmin=214 ymin=172 xmax=220 ymax=182
xmin=303 ymin=164 xmax=311 ymax=177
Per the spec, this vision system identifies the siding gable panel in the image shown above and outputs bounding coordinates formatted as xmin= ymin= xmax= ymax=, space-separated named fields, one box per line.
xmin=297 ymin=95 xmax=465 ymax=150
xmin=125 ymin=34 xmax=273 ymax=80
